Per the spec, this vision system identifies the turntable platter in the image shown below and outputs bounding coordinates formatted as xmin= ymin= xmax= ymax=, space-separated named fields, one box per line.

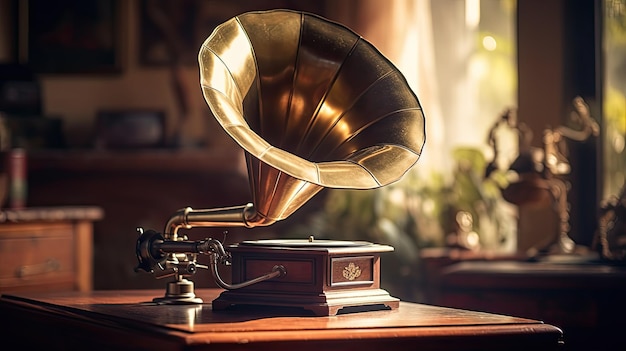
xmin=239 ymin=238 xmax=372 ymax=248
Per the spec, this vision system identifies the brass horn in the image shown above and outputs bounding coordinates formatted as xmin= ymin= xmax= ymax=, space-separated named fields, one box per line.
xmin=166 ymin=9 xmax=426 ymax=236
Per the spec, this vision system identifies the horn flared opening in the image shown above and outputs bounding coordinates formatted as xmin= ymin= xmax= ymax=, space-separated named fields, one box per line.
xmin=199 ymin=9 xmax=426 ymax=222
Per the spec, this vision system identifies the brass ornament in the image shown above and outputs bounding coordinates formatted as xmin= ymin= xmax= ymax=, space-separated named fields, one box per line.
xmin=342 ymin=262 xmax=362 ymax=281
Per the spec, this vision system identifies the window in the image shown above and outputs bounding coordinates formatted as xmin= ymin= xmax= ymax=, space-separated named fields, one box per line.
xmin=603 ymin=0 xmax=626 ymax=199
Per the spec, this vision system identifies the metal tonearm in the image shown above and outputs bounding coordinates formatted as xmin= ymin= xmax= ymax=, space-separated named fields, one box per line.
xmin=134 ymin=228 xmax=285 ymax=303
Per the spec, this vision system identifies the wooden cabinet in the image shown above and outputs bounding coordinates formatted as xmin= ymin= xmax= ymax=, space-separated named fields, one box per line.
xmin=25 ymin=150 xmax=251 ymax=292
xmin=420 ymin=252 xmax=626 ymax=351
xmin=25 ymin=150 xmax=323 ymax=290
xmin=0 ymin=206 xmax=103 ymax=293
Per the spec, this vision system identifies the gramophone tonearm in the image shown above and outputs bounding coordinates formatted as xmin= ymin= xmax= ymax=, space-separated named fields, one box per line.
xmin=135 ymin=228 xmax=287 ymax=290
xmin=135 ymin=201 xmax=292 ymax=304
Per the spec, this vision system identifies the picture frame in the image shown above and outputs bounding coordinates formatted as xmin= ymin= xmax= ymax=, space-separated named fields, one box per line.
xmin=19 ymin=0 xmax=122 ymax=74
xmin=139 ymin=0 xmax=326 ymax=67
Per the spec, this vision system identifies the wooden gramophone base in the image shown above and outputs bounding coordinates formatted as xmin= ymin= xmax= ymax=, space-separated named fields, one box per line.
xmin=213 ymin=288 xmax=399 ymax=316
xmin=212 ymin=239 xmax=399 ymax=316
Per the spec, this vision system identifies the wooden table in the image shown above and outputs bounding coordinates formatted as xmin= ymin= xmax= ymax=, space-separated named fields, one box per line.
xmin=0 ymin=289 xmax=563 ymax=351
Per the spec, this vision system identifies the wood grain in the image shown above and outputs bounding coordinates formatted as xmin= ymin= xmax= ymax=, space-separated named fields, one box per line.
xmin=0 ymin=289 xmax=563 ymax=351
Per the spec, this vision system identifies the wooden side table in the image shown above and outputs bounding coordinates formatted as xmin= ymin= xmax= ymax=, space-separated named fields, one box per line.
xmin=0 ymin=206 xmax=103 ymax=293
xmin=0 ymin=289 xmax=563 ymax=351
xmin=431 ymin=260 xmax=626 ymax=351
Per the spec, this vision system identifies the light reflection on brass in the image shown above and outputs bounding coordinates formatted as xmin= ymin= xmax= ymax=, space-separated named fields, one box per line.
xmin=175 ymin=10 xmax=425 ymax=233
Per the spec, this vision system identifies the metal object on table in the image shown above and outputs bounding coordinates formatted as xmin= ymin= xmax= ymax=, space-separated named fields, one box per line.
xmin=134 ymin=10 xmax=425 ymax=315
xmin=596 ymin=184 xmax=626 ymax=261
xmin=486 ymin=97 xmax=599 ymax=257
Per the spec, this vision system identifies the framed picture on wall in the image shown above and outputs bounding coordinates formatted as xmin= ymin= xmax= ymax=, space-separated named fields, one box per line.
xmin=139 ymin=0 xmax=326 ymax=67
xmin=19 ymin=0 xmax=122 ymax=74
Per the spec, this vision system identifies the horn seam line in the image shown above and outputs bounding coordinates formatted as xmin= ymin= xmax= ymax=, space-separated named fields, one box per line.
xmin=310 ymin=69 xmax=405 ymax=159
xmin=329 ymin=107 xmax=424 ymax=160
xmin=344 ymin=159 xmax=382 ymax=187
xmin=235 ymin=14 xmax=265 ymax=140
xmin=279 ymin=13 xmax=304 ymax=150
xmin=200 ymin=86 xmax=245 ymax=121
xmin=276 ymin=178 xmax=312 ymax=219
xmin=236 ymin=14 xmax=265 ymax=197
xmin=295 ymin=34 xmax=363 ymax=156
xmin=201 ymin=46 xmax=245 ymax=108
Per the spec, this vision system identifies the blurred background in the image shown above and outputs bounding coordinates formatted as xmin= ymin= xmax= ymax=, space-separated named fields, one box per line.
xmin=0 ymin=0 xmax=624 ymax=327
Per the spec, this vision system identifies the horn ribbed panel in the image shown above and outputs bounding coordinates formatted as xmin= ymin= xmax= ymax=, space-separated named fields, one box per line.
xmin=199 ymin=10 xmax=425 ymax=221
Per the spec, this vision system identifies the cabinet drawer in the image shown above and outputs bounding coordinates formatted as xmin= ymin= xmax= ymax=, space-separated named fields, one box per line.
xmin=0 ymin=223 xmax=75 ymax=291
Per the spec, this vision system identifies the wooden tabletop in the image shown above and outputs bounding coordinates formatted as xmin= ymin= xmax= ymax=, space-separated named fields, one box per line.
xmin=0 ymin=289 xmax=563 ymax=351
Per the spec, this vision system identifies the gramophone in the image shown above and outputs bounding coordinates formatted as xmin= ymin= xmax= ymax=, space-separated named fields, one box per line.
xmin=135 ymin=10 xmax=425 ymax=316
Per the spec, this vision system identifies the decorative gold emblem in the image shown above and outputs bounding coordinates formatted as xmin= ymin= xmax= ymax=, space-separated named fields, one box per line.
xmin=342 ymin=262 xmax=362 ymax=281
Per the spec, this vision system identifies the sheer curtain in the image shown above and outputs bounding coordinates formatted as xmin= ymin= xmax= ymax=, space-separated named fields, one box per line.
xmin=326 ymin=0 xmax=519 ymax=252
xmin=330 ymin=0 xmax=447 ymax=176
xmin=330 ymin=0 xmax=503 ymax=179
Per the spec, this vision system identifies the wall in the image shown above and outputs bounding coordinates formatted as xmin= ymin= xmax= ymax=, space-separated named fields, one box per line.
xmin=517 ymin=0 xmax=601 ymax=250
xmin=4 ymin=1 xmax=334 ymax=150
xmin=28 ymin=1 xmax=227 ymax=149
xmin=0 ymin=0 xmax=13 ymax=62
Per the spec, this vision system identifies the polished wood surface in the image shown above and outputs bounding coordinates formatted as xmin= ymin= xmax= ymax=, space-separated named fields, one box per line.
xmin=0 ymin=288 xmax=563 ymax=350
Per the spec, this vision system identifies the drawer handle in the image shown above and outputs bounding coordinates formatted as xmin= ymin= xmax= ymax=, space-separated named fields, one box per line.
xmin=16 ymin=259 xmax=61 ymax=278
